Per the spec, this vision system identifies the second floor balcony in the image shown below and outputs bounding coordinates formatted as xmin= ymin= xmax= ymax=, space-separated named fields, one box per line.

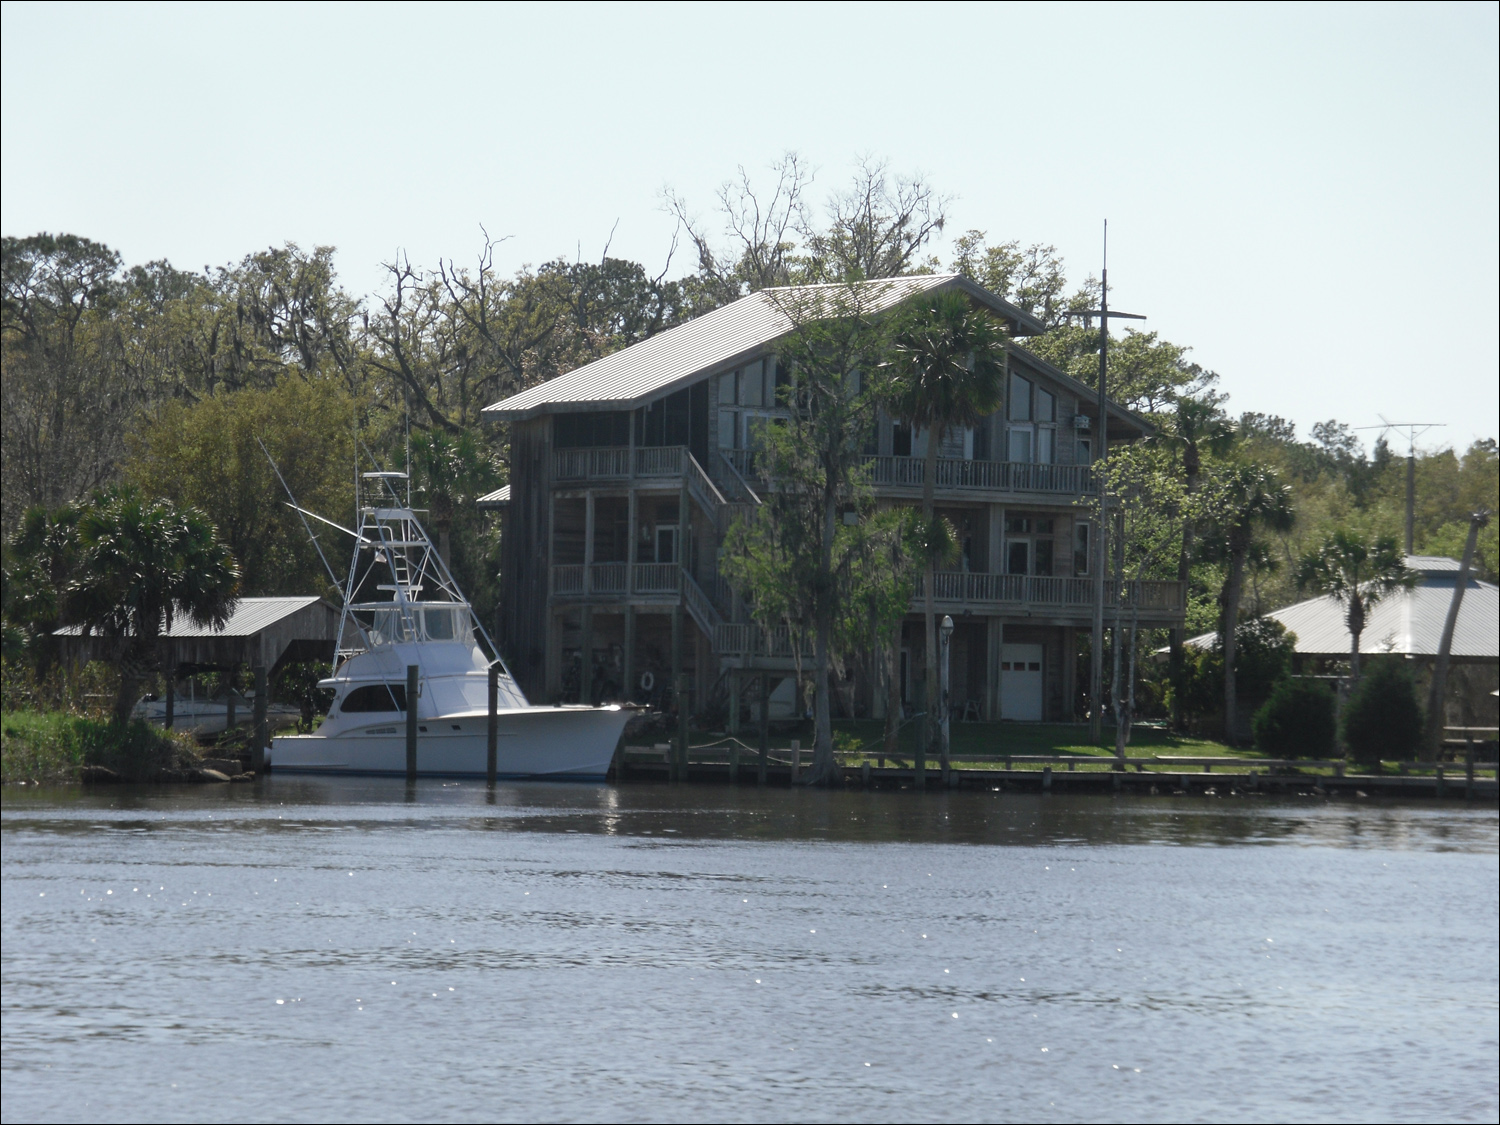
xmin=723 ymin=449 xmax=1093 ymax=497
xmin=552 ymin=444 xmax=1093 ymax=498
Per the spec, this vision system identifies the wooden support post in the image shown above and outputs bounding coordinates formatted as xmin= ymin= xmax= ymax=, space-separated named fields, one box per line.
xmin=406 ymin=664 xmax=419 ymax=781
xmin=729 ymin=674 xmax=741 ymax=736
xmin=252 ymin=665 xmax=268 ymax=773
xmin=579 ymin=606 xmax=593 ymax=706
xmin=164 ymin=674 xmax=175 ymax=730
xmin=1466 ymin=743 xmax=1475 ymax=799
xmin=226 ymin=669 xmax=237 ymax=734
xmin=1435 ymin=764 xmax=1445 ymax=798
xmin=487 ymin=664 xmax=499 ymax=788
xmin=758 ymin=672 xmax=769 ymax=786
xmin=623 ymin=606 xmax=636 ymax=705
xmin=791 ymin=739 xmax=801 ymax=783
xmin=862 ymin=760 xmax=871 ymax=786
xmin=671 ymin=605 xmax=684 ymax=782
xmin=1042 ymin=765 xmax=1052 ymax=792
xmin=729 ymin=739 xmax=739 ymax=784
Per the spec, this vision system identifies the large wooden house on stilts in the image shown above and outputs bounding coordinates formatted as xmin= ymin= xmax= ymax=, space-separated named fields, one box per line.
xmin=479 ymin=275 xmax=1184 ymax=728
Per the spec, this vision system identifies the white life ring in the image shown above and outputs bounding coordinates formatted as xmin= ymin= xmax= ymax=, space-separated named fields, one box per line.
xmin=639 ymin=671 xmax=655 ymax=692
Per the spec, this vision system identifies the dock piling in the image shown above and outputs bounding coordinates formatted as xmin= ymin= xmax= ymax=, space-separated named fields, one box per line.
xmin=252 ymin=666 xmax=268 ymax=773
xmin=487 ymin=664 xmax=499 ymax=787
xmin=406 ymin=665 xmax=419 ymax=782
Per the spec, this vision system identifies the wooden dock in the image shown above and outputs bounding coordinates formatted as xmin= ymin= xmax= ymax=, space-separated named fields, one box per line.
xmin=616 ymin=745 xmax=1499 ymax=799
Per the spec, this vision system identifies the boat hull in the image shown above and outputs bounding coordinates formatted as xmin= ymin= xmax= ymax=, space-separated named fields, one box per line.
xmin=268 ymin=705 xmax=629 ymax=780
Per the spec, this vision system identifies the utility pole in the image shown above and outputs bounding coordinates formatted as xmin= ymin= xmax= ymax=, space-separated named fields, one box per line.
xmin=1357 ymin=417 xmax=1444 ymax=555
xmin=1070 ymin=222 xmax=1145 ymax=744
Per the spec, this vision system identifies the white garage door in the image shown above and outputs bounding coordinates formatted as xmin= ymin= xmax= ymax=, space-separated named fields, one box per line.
xmin=1000 ymin=644 xmax=1044 ymax=721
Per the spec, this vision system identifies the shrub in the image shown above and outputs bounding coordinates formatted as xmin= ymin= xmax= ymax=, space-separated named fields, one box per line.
xmin=2 ymin=711 xmax=199 ymax=783
xmin=1252 ymin=678 xmax=1337 ymax=758
xmin=1342 ymin=659 xmax=1424 ymax=765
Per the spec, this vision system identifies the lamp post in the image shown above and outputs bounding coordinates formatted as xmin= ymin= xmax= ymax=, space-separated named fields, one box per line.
xmin=939 ymin=615 xmax=954 ymax=783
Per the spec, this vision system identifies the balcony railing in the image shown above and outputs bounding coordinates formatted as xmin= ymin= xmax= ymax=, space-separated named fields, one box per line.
xmin=721 ymin=450 xmax=1091 ymax=495
xmin=553 ymin=445 xmax=686 ymax=482
xmin=552 ymin=562 xmax=683 ymax=598
xmin=914 ymin=572 xmax=1183 ymax=614
xmin=864 ymin=455 xmax=1091 ymax=494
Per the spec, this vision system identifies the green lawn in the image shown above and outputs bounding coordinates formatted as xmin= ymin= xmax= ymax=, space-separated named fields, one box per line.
xmin=677 ymin=719 xmax=1237 ymax=759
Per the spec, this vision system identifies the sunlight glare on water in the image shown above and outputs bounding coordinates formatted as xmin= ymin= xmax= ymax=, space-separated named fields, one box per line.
xmin=2 ymin=778 xmax=1496 ymax=1124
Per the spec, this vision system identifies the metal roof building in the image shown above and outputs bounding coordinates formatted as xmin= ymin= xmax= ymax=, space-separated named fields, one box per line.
xmin=56 ymin=596 xmax=340 ymax=671
xmin=1186 ymin=557 xmax=1498 ymax=661
xmin=480 ymin=274 xmax=1149 ymax=431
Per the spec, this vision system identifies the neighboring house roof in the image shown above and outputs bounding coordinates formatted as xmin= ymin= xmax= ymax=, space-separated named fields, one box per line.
xmin=1184 ymin=558 xmax=1499 ymax=660
xmin=54 ymin=596 xmax=329 ymax=638
xmin=481 ymin=274 xmax=1059 ymax=422
xmin=476 ymin=484 xmax=510 ymax=510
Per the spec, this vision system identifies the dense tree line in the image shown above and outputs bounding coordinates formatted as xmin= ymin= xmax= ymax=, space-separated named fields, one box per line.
xmin=4 ymin=155 xmax=1495 ymax=747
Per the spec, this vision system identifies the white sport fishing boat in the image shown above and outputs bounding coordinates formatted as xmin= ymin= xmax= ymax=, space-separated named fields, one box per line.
xmin=269 ymin=477 xmax=627 ymax=779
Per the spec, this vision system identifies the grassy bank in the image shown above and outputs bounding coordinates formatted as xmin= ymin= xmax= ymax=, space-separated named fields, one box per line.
xmin=1 ymin=711 xmax=202 ymax=784
xmin=648 ymin=719 xmax=1236 ymax=759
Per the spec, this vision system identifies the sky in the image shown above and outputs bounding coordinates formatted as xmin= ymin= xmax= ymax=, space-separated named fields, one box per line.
xmin=3 ymin=2 xmax=1497 ymax=453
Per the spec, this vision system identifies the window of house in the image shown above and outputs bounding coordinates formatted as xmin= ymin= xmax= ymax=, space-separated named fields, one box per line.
xmin=1007 ymin=539 xmax=1030 ymax=575
xmin=1037 ymin=427 xmax=1054 ymax=464
xmin=1076 ymin=438 xmax=1092 ymax=464
xmin=1008 ymin=426 xmax=1033 ymax=463
xmin=718 ymin=408 xmax=738 ymax=451
xmin=740 ymin=360 xmax=764 ymax=407
xmin=1074 ymin=522 xmax=1090 ymax=576
xmin=1035 ymin=518 xmax=1054 ymax=535
xmin=1005 ymin=516 xmax=1031 ymax=535
xmin=892 ymin=422 xmax=913 ymax=457
xmin=1036 ymin=388 xmax=1055 ymax=423
xmin=655 ymin=524 xmax=678 ymax=564
xmin=1008 ymin=374 xmax=1032 ymax=421
xmin=718 ymin=370 xmax=737 ymax=406
xmin=1035 ymin=539 xmax=1054 ymax=577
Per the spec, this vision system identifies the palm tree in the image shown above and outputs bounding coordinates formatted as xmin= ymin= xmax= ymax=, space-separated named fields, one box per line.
xmin=1153 ymin=394 xmax=1235 ymax=729
xmin=1211 ymin=464 xmax=1294 ymax=744
xmin=69 ymin=488 xmax=240 ymax=723
xmin=883 ymin=289 xmax=1006 ymax=772
xmin=1295 ymin=530 xmax=1412 ymax=683
xmin=409 ymin=427 xmax=501 ymax=565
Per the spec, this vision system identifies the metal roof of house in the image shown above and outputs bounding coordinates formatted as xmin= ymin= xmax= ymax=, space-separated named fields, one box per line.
xmin=55 ymin=596 xmax=329 ymax=639
xmin=481 ymin=275 xmax=1052 ymax=422
xmin=1185 ymin=559 xmax=1499 ymax=660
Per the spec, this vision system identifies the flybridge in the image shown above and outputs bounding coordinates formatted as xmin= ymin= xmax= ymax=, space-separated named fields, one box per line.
xmin=330 ymin=478 xmax=507 ymax=677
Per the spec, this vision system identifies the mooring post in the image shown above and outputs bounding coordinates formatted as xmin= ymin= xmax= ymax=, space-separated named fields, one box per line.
xmin=406 ymin=664 xmax=419 ymax=782
xmin=1435 ymin=764 xmax=1445 ymax=799
xmin=791 ymin=739 xmax=801 ymax=783
xmin=252 ymin=665 xmax=268 ymax=773
xmin=226 ymin=668 xmax=237 ymax=734
xmin=487 ymin=664 xmax=499 ymax=788
xmin=671 ymin=606 xmax=683 ymax=783
xmin=164 ymin=673 xmax=175 ymax=730
xmin=1465 ymin=742 xmax=1475 ymax=799
xmin=757 ymin=672 xmax=769 ymax=786
xmin=1042 ymin=765 xmax=1052 ymax=792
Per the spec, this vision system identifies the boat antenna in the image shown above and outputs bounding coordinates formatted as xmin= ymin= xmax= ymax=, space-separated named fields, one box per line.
xmin=258 ymin=438 xmax=344 ymax=596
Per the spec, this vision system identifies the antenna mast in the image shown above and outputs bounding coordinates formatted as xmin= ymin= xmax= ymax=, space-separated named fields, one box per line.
xmin=1356 ymin=416 xmax=1445 ymax=555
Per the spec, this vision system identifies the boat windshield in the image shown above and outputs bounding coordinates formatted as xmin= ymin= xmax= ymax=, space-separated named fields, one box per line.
xmin=349 ymin=605 xmax=471 ymax=647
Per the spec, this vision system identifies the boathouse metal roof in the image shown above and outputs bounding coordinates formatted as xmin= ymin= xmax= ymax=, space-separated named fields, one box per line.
xmin=55 ymin=596 xmax=340 ymax=670
xmin=1184 ymin=557 xmax=1499 ymax=661
xmin=476 ymin=484 xmax=510 ymax=510
xmin=480 ymin=275 xmax=1062 ymax=422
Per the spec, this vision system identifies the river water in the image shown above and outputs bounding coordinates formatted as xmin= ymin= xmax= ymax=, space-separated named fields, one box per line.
xmin=2 ymin=780 xmax=1496 ymax=1124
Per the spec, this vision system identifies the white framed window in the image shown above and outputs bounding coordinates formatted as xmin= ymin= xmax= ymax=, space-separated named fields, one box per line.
xmin=1008 ymin=426 xmax=1033 ymax=463
xmin=740 ymin=360 xmax=765 ymax=407
xmin=1008 ymin=374 xmax=1032 ymax=421
xmin=718 ymin=408 xmax=738 ymax=451
xmin=1076 ymin=438 xmax=1092 ymax=464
